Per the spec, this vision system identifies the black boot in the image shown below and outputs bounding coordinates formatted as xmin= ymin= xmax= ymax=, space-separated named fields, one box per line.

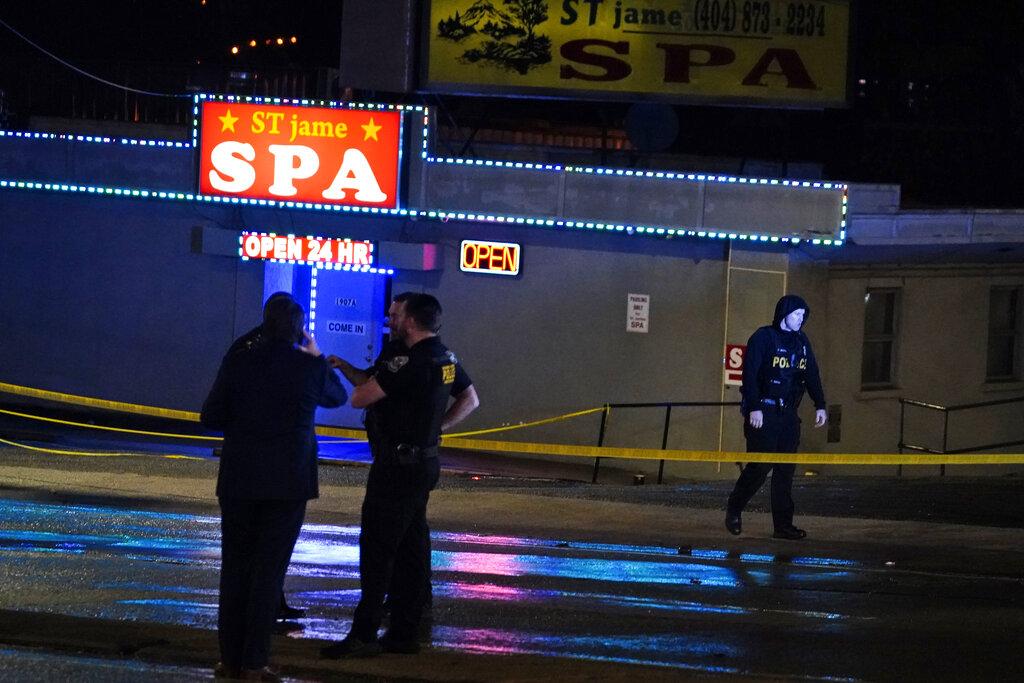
xmin=725 ymin=510 xmax=742 ymax=536
xmin=772 ymin=525 xmax=806 ymax=540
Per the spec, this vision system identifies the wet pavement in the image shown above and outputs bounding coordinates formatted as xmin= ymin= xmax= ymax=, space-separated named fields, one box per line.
xmin=0 ymin=645 xmax=218 ymax=682
xmin=1 ymin=437 xmax=1022 ymax=527
xmin=1 ymin=493 xmax=1022 ymax=681
xmin=526 ymin=476 xmax=1024 ymax=528
xmin=1 ymin=444 xmax=1023 ymax=681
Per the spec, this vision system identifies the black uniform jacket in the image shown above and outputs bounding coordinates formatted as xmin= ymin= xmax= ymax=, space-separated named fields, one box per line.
xmin=741 ymin=325 xmax=826 ymax=414
xmin=201 ymin=339 xmax=347 ymax=500
xmin=373 ymin=339 xmax=472 ymax=396
xmin=373 ymin=336 xmax=459 ymax=449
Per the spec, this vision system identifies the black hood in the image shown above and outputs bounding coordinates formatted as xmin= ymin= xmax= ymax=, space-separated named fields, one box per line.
xmin=773 ymin=295 xmax=810 ymax=328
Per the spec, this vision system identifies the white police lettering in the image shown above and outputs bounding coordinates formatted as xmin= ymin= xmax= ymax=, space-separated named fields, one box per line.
xmin=386 ymin=356 xmax=409 ymax=373
xmin=446 ymin=350 xmax=458 ymax=364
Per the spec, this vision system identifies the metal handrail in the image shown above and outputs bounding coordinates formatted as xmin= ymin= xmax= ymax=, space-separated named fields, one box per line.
xmin=606 ymin=401 xmax=742 ymax=409
xmin=942 ymin=439 xmax=1024 ymax=454
xmin=901 ymin=438 xmax=1024 ymax=456
xmin=901 ymin=395 xmax=1024 ymax=413
xmin=898 ymin=443 xmax=945 ymax=455
xmin=898 ymin=398 xmax=947 ymax=412
xmin=898 ymin=394 xmax=1024 ymax=475
xmin=593 ymin=400 xmax=741 ymax=484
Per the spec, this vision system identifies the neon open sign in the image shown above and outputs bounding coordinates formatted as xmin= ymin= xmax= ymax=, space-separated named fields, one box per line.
xmin=460 ymin=239 xmax=521 ymax=276
xmin=240 ymin=231 xmax=374 ymax=266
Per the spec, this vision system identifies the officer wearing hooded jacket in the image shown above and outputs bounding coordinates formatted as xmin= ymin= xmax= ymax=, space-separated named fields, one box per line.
xmin=726 ymin=294 xmax=827 ymax=540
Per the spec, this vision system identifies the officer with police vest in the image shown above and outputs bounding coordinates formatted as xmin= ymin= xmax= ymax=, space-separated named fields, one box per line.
xmin=327 ymin=293 xmax=478 ymax=628
xmin=322 ymin=292 xmax=475 ymax=658
xmin=725 ymin=294 xmax=827 ymax=541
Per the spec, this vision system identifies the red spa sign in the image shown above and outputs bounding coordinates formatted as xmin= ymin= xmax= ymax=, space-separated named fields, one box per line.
xmin=199 ymin=101 xmax=401 ymax=209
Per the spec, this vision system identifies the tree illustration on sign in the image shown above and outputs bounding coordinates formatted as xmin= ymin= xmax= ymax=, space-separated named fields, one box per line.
xmin=437 ymin=0 xmax=552 ymax=75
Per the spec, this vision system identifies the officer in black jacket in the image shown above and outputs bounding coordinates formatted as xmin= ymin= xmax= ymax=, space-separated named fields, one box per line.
xmin=202 ymin=294 xmax=347 ymax=679
xmin=725 ymin=294 xmax=827 ymax=541
xmin=322 ymin=293 xmax=472 ymax=658
xmin=327 ymin=293 xmax=478 ymax=626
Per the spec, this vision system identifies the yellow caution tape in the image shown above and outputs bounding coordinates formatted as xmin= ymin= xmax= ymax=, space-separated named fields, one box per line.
xmin=439 ymin=437 xmax=1024 ymax=466
xmin=0 ymin=381 xmax=602 ymax=442
xmin=3 ymin=381 xmax=1023 ymax=465
xmin=317 ymin=407 xmax=605 ymax=442
xmin=316 ymin=427 xmax=368 ymax=440
xmin=0 ymin=382 xmax=365 ymax=440
xmin=444 ymin=406 xmax=606 ymax=438
xmin=0 ymin=407 xmax=222 ymax=441
xmin=0 ymin=436 xmax=204 ymax=460
xmin=0 ymin=381 xmax=199 ymax=421
xmin=0 ymin=403 xmax=366 ymax=443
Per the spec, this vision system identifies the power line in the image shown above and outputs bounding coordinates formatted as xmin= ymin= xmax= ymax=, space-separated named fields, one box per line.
xmin=0 ymin=16 xmax=191 ymax=99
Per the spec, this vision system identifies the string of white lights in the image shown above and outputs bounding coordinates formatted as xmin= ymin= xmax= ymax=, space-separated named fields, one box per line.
xmin=0 ymin=177 xmax=845 ymax=246
xmin=0 ymin=93 xmax=847 ymax=246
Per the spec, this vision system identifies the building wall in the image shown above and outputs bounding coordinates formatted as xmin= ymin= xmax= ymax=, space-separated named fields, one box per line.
xmin=0 ymin=189 xmax=396 ymax=410
xmin=0 ymin=186 xmax=738 ymax=454
xmin=2 ymin=133 xmax=1021 ymax=479
xmin=824 ymin=265 xmax=1024 ymax=476
xmin=0 ymin=191 xmax=251 ymax=410
xmin=384 ymin=219 xmax=745 ymax=480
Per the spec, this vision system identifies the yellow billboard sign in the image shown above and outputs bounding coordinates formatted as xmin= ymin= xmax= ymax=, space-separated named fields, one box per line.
xmin=426 ymin=0 xmax=849 ymax=107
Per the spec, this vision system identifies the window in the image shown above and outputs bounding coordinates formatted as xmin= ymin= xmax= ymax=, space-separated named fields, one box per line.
xmin=986 ymin=287 xmax=1020 ymax=381
xmin=861 ymin=288 xmax=899 ymax=388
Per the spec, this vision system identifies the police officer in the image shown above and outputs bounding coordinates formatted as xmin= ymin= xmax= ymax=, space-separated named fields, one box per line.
xmin=725 ymin=294 xmax=827 ymax=541
xmin=328 ymin=295 xmax=477 ymax=428
xmin=322 ymin=292 xmax=474 ymax=658
xmin=327 ymin=293 xmax=478 ymax=627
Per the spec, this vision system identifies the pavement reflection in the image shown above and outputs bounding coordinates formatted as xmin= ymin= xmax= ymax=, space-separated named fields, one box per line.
xmin=1 ymin=497 xmax=866 ymax=676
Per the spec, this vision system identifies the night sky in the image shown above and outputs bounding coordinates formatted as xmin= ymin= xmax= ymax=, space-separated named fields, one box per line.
xmin=1 ymin=1 xmax=1022 ymax=207
xmin=0 ymin=1 xmax=340 ymax=66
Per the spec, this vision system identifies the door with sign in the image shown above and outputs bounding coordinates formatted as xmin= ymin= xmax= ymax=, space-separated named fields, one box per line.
xmin=263 ymin=262 xmax=386 ymax=429
xmin=311 ymin=267 xmax=387 ymax=428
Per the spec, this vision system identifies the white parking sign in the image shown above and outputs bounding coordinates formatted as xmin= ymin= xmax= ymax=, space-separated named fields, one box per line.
xmin=627 ymin=293 xmax=649 ymax=333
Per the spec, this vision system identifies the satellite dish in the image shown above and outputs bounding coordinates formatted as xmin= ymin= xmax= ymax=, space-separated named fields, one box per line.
xmin=624 ymin=103 xmax=679 ymax=153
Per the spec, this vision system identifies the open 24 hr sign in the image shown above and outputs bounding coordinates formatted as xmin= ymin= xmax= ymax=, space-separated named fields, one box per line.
xmin=240 ymin=231 xmax=374 ymax=266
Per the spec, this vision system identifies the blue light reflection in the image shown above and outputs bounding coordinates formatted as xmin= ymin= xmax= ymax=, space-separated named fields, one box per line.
xmin=431 ymin=626 xmax=743 ymax=674
xmin=433 ymin=550 xmax=741 ymax=587
xmin=0 ymin=497 xmax=862 ymax=676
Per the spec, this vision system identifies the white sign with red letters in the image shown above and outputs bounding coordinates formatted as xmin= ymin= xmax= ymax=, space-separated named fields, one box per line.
xmin=724 ymin=344 xmax=746 ymax=385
